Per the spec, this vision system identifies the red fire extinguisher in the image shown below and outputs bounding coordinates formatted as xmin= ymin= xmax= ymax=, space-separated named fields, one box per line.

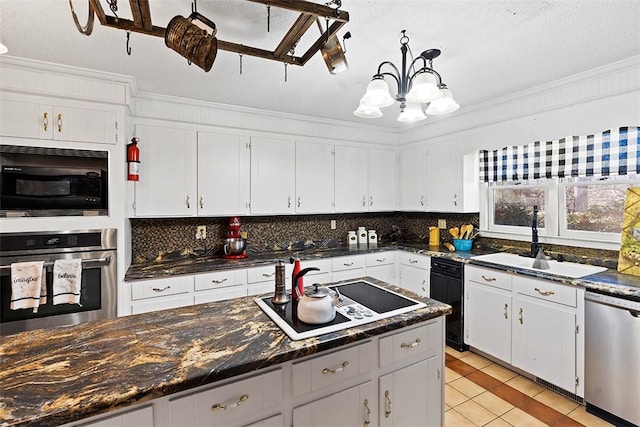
xmin=127 ymin=137 xmax=140 ymax=181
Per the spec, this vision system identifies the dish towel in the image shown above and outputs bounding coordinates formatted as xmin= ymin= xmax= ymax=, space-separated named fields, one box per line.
xmin=53 ymin=259 xmax=83 ymax=306
xmin=10 ymin=261 xmax=46 ymax=312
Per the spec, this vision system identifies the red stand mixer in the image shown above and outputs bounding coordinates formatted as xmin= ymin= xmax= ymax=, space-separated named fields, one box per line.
xmin=222 ymin=216 xmax=247 ymax=259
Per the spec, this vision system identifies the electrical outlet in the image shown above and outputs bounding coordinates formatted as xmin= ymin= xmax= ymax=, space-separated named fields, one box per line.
xmin=330 ymin=219 xmax=337 ymax=230
xmin=438 ymin=219 xmax=447 ymax=229
xmin=196 ymin=225 xmax=206 ymax=239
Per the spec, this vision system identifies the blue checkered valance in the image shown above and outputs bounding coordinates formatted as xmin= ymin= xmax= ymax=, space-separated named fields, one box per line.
xmin=479 ymin=126 xmax=640 ymax=182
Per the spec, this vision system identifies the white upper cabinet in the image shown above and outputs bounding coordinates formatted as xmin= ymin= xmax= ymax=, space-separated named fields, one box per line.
xmin=197 ymin=132 xmax=251 ymax=216
xmin=335 ymin=146 xmax=398 ymax=213
xmin=250 ymin=136 xmax=296 ymax=214
xmin=334 ymin=145 xmax=368 ymax=212
xmin=399 ymin=144 xmax=427 ymax=211
xmin=426 ymin=140 xmax=479 ymax=213
xmin=0 ymin=95 xmax=118 ymax=144
xmin=295 ymin=141 xmax=334 ymax=213
xmin=133 ymin=124 xmax=197 ymax=217
xmin=369 ymin=147 xmax=398 ymax=211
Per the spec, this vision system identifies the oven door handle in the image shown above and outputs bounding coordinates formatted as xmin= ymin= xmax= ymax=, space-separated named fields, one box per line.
xmin=0 ymin=256 xmax=112 ymax=271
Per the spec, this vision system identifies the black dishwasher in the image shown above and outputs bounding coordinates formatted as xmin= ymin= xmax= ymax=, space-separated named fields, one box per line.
xmin=430 ymin=258 xmax=468 ymax=352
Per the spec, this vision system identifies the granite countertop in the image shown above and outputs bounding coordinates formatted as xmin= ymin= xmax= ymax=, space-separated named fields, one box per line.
xmin=125 ymin=243 xmax=640 ymax=301
xmin=0 ymin=277 xmax=450 ymax=427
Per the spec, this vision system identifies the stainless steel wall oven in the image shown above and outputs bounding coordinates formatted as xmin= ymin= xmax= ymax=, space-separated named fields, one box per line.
xmin=0 ymin=229 xmax=116 ymax=336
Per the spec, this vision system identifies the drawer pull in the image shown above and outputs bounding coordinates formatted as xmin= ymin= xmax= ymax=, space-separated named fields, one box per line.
xmin=504 ymin=303 xmax=508 ymax=319
xmin=57 ymin=113 xmax=63 ymax=132
xmin=343 ymin=262 xmax=354 ymax=267
xmin=199 ymin=196 xmax=204 ymax=209
xmin=363 ymin=399 xmax=371 ymax=426
xmin=152 ymin=286 xmax=171 ymax=292
xmin=519 ymin=307 xmax=524 ymax=325
xmin=322 ymin=361 xmax=349 ymax=375
xmin=211 ymin=394 xmax=249 ymax=411
xmin=409 ymin=258 xmax=418 ymax=264
xmin=376 ymin=258 xmax=386 ymax=263
xmin=211 ymin=278 xmax=228 ymax=284
xmin=534 ymin=287 xmax=555 ymax=296
xmin=384 ymin=390 xmax=392 ymax=418
xmin=481 ymin=275 xmax=496 ymax=282
xmin=43 ymin=112 xmax=49 ymax=131
xmin=261 ymin=272 xmax=276 ymax=278
xmin=401 ymin=338 xmax=421 ymax=349
xmin=186 ymin=195 xmax=191 ymax=209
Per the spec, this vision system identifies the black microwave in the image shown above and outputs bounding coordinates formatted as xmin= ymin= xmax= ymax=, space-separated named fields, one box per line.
xmin=1 ymin=166 xmax=107 ymax=211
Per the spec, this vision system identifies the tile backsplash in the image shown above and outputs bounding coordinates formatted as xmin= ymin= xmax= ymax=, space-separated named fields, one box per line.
xmin=130 ymin=212 xmax=479 ymax=263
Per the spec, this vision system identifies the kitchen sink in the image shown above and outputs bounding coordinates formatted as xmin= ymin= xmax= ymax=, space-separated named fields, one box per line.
xmin=255 ymin=280 xmax=426 ymax=340
xmin=470 ymin=252 xmax=607 ymax=279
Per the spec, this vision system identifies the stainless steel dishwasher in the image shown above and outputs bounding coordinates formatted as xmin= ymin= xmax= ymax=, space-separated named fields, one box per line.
xmin=585 ymin=291 xmax=640 ymax=427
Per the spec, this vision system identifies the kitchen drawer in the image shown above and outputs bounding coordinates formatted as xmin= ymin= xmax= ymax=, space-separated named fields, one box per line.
xmin=515 ymin=276 xmax=577 ymax=307
xmin=302 ymin=258 xmax=332 ymax=280
xmin=366 ymin=251 xmax=396 ymax=267
xmin=131 ymin=276 xmax=194 ymax=300
xmin=169 ymin=369 xmax=283 ymax=426
xmin=399 ymin=252 xmax=430 ymax=270
xmin=194 ymin=270 xmax=244 ymax=291
xmin=465 ymin=265 xmax=512 ymax=291
xmin=247 ymin=264 xmax=280 ymax=284
xmin=194 ymin=287 xmax=247 ymax=304
xmin=379 ymin=319 xmax=440 ymax=367
xmin=292 ymin=341 xmax=374 ymax=397
xmin=331 ymin=255 xmax=366 ymax=272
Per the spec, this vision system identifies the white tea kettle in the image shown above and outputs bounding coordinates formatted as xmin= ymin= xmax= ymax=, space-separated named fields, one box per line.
xmin=297 ymin=284 xmax=342 ymax=325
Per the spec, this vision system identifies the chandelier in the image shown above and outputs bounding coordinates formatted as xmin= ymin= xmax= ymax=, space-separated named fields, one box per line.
xmin=354 ymin=30 xmax=459 ymax=122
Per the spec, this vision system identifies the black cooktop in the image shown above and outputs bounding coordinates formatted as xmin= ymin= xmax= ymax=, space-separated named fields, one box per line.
xmin=333 ymin=280 xmax=416 ymax=314
xmin=260 ymin=281 xmax=418 ymax=334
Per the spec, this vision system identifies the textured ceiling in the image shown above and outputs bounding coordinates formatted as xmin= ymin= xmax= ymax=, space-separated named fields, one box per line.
xmin=1 ymin=0 xmax=639 ymax=129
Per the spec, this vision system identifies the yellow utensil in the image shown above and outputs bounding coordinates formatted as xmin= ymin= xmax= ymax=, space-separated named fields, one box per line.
xmin=449 ymin=227 xmax=459 ymax=239
xmin=464 ymin=225 xmax=473 ymax=239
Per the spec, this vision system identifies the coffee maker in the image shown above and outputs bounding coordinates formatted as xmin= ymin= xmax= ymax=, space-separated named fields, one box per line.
xmin=222 ymin=216 xmax=247 ymax=259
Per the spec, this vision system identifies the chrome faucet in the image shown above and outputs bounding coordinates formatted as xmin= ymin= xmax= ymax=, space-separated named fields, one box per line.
xmin=531 ymin=205 xmax=540 ymax=257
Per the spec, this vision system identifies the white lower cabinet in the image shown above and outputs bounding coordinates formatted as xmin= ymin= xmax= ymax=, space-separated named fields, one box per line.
xmin=243 ymin=414 xmax=283 ymax=427
xmin=379 ymin=357 xmax=441 ymax=427
xmin=399 ymin=252 xmax=430 ymax=297
xmin=194 ymin=270 xmax=247 ymax=304
xmin=465 ymin=265 xmax=584 ymax=396
xmin=293 ymin=382 xmax=375 ymax=427
xmin=331 ymin=254 xmax=366 ymax=282
xmin=79 ymin=406 xmax=153 ymax=427
xmin=169 ymin=369 xmax=283 ymax=427
xmin=365 ymin=252 xmax=397 ymax=284
xmin=130 ymin=276 xmax=194 ymax=315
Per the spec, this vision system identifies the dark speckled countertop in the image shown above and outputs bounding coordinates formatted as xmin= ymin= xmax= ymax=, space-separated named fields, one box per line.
xmin=125 ymin=243 xmax=640 ymax=301
xmin=0 ymin=277 xmax=450 ymax=427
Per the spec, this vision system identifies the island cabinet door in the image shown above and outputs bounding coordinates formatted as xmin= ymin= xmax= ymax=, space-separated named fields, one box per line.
xmin=168 ymin=369 xmax=283 ymax=427
xmin=293 ymin=381 xmax=376 ymax=427
xmin=379 ymin=356 xmax=442 ymax=427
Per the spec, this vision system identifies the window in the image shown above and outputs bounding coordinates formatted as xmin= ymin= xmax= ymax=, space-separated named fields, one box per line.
xmin=559 ymin=176 xmax=639 ymax=239
xmin=484 ymin=175 xmax=639 ymax=245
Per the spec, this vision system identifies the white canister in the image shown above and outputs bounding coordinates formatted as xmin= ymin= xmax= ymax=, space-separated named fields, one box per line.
xmin=347 ymin=231 xmax=358 ymax=247
xmin=368 ymin=229 xmax=378 ymax=248
xmin=357 ymin=227 xmax=368 ymax=247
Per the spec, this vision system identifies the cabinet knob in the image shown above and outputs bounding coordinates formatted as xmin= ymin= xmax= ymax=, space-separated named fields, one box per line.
xmin=199 ymin=196 xmax=204 ymax=209
xmin=370 ymin=195 xmax=373 ymax=207
xmin=186 ymin=195 xmax=191 ymax=208
xmin=504 ymin=303 xmax=508 ymax=319
xmin=519 ymin=307 xmax=524 ymax=325
xmin=42 ymin=112 xmax=49 ymax=131
xmin=297 ymin=196 xmax=301 ymax=208
xmin=57 ymin=113 xmax=63 ymax=133
xmin=362 ymin=196 xmax=366 ymax=207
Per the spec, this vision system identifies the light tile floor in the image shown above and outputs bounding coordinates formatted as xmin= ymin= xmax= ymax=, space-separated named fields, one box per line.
xmin=444 ymin=347 xmax=615 ymax=427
